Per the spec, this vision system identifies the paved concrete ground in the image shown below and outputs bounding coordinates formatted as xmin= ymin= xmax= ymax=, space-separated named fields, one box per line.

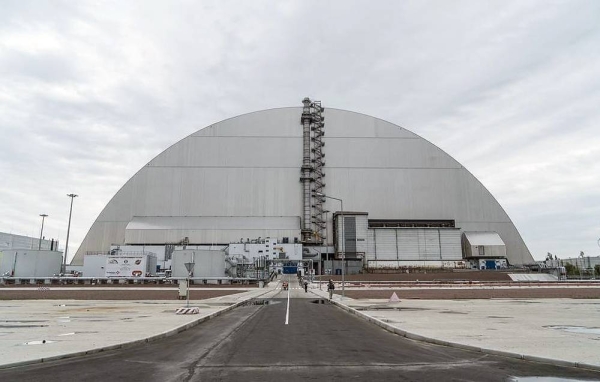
xmin=2 ymin=278 xmax=600 ymax=373
xmin=0 ymin=287 xmax=269 ymax=368
xmin=311 ymin=286 xmax=600 ymax=368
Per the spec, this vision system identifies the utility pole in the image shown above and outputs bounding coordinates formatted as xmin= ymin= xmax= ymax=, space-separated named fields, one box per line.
xmin=38 ymin=214 xmax=48 ymax=250
xmin=314 ymin=192 xmax=345 ymax=300
xmin=63 ymin=194 xmax=78 ymax=274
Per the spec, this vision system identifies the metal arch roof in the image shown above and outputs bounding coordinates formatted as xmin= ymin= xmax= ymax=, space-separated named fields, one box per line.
xmin=72 ymin=107 xmax=533 ymax=265
xmin=126 ymin=216 xmax=300 ymax=230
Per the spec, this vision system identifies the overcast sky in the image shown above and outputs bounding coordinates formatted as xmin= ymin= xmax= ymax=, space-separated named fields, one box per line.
xmin=1 ymin=0 xmax=599 ymax=262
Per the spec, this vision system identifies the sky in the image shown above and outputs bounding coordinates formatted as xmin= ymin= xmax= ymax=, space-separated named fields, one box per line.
xmin=1 ymin=0 xmax=599 ymax=262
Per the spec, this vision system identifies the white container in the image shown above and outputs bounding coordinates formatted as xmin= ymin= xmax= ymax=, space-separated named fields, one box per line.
xmin=105 ymin=254 xmax=157 ymax=277
xmin=172 ymin=250 xmax=226 ymax=278
xmin=0 ymin=250 xmax=62 ymax=277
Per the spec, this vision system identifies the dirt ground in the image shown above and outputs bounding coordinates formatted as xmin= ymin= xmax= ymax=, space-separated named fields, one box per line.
xmin=0 ymin=289 xmax=245 ymax=300
xmin=0 ymin=283 xmax=256 ymax=288
xmin=3 ymin=271 xmax=597 ymax=300
xmin=4 ymin=286 xmax=599 ymax=300
xmin=322 ymin=271 xmax=513 ymax=282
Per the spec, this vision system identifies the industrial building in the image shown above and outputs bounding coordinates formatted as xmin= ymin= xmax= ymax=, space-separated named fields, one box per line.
xmin=73 ymin=98 xmax=534 ymax=277
xmin=0 ymin=232 xmax=62 ymax=277
xmin=1 ymin=231 xmax=59 ymax=252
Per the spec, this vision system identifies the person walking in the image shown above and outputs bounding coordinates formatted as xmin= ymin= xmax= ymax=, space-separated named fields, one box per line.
xmin=303 ymin=280 xmax=308 ymax=293
xmin=327 ymin=279 xmax=335 ymax=299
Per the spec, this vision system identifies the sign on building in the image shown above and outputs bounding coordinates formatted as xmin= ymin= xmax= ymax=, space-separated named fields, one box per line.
xmin=105 ymin=256 xmax=147 ymax=277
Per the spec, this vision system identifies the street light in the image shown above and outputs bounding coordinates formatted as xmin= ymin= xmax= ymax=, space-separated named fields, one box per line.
xmin=63 ymin=194 xmax=78 ymax=274
xmin=320 ymin=209 xmax=330 ymax=288
xmin=38 ymin=214 xmax=48 ymax=250
xmin=313 ymin=192 xmax=345 ymax=300
xmin=579 ymin=251 xmax=585 ymax=280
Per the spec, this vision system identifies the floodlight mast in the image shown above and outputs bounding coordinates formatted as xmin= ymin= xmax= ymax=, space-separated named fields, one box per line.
xmin=63 ymin=194 xmax=78 ymax=274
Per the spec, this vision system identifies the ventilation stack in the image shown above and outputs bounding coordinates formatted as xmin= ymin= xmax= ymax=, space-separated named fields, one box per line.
xmin=300 ymin=98 xmax=313 ymax=243
xmin=299 ymin=97 xmax=326 ymax=244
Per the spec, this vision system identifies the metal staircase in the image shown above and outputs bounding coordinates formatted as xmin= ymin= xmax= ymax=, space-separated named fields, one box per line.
xmin=300 ymin=97 xmax=326 ymax=244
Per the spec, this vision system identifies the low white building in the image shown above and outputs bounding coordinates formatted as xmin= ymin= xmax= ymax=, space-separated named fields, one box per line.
xmin=462 ymin=232 xmax=507 ymax=258
xmin=0 ymin=250 xmax=62 ymax=277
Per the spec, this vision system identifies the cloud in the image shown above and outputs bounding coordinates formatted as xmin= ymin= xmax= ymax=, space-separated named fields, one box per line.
xmin=1 ymin=0 xmax=599 ymax=261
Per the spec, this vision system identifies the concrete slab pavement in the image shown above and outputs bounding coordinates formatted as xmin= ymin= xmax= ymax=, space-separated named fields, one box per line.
xmin=308 ymin=284 xmax=600 ymax=370
xmin=0 ymin=284 xmax=277 ymax=369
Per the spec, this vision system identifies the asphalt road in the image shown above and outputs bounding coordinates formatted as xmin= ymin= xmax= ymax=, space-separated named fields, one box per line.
xmin=2 ymin=286 xmax=600 ymax=381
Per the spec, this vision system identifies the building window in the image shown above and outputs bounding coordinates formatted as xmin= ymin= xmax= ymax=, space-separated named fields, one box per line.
xmin=478 ymin=246 xmax=485 ymax=256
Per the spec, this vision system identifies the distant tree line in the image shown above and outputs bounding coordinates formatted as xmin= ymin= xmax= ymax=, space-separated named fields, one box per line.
xmin=564 ymin=262 xmax=600 ymax=277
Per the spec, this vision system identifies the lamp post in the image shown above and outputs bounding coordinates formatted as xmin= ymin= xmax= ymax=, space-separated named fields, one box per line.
xmin=314 ymin=192 xmax=344 ymax=300
xmin=63 ymin=194 xmax=78 ymax=274
xmin=579 ymin=251 xmax=585 ymax=280
xmin=38 ymin=214 xmax=48 ymax=250
xmin=321 ymin=209 xmax=330 ymax=289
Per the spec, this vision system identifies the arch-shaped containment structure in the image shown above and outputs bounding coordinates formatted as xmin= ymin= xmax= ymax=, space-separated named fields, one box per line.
xmin=73 ymin=107 xmax=533 ymax=265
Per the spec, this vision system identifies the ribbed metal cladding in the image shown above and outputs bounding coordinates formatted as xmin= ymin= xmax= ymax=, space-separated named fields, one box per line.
xmin=368 ymin=228 xmax=463 ymax=262
xmin=397 ymin=229 xmax=420 ymax=259
xmin=367 ymin=230 xmax=376 ymax=260
xmin=421 ymin=230 xmax=441 ymax=260
xmin=375 ymin=230 xmax=397 ymax=260
xmin=439 ymin=230 xmax=462 ymax=260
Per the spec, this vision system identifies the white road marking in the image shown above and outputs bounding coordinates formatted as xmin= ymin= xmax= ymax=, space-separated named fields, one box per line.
xmin=285 ymin=280 xmax=290 ymax=325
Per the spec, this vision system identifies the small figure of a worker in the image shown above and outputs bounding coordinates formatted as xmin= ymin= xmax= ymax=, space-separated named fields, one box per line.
xmin=303 ymin=280 xmax=308 ymax=293
xmin=327 ymin=279 xmax=335 ymax=299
